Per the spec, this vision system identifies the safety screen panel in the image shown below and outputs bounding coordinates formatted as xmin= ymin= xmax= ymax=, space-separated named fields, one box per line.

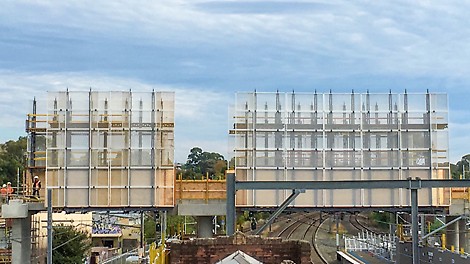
xmin=231 ymin=92 xmax=449 ymax=208
xmin=37 ymin=90 xmax=175 ymax=208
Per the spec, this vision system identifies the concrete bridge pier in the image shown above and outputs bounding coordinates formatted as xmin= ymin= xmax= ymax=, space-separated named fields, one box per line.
xmin=11 ymin=213 xmax=32 ymax=264
xmin=176 ymin=200 xmax=226 ymax=238
xmin=197 ymin=216 xmax=214 ymax=238
xmin=1 ymin=200 xmax=45 ymax=264
xmin=446 ymin=215 xmax=467 ymax=252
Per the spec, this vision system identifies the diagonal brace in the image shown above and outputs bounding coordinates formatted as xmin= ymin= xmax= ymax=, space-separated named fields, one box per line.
xmin=421 ymin=215 xmax=464 ymax=242
xmin=254 ymin=189 xmax=304 ymax=235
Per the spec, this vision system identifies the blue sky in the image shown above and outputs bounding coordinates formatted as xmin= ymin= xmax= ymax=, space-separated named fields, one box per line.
xmin=1 ymin=1 xmax=470 ymax=163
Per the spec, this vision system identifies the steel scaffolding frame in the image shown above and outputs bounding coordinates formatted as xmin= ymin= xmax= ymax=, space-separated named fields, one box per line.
xmin=231 ymin=91 xmax=449 ymax=207
xmin=26 ymin=90 xmax=175 ymax=209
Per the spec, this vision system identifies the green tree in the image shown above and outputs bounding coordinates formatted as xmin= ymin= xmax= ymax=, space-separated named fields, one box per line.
xmin=144 ymin=215 xmax=157 ymax=244
xmin=52 ymin=225 xmax=91 ymax=264
xmin=429 ymin=219 xmax=444 ymax=233
xmin=181 ymin=147 xmax=227 ymax=179
xmin=451 ymin=163 xmax=460 ymax=179
xmin=370 ymin=211 xmax=392 ymax=230
xmin=167 ymin=215 xmax=193 ymax=237
xmin=144 ymin=214 xmax=197 ymax=243
xmin=213 ymin=160 xmax=227 ymax=180
xmin=452 ymin=154 xmax=470 ymax=179
xmin=0 ymin=137 xmax=27 ymax=186
xmin=186 ymin=147 xmax=203 ymax=171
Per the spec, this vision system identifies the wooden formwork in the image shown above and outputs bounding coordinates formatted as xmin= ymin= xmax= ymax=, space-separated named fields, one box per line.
xmin=175 ymin=178 xmax=226 ymax=201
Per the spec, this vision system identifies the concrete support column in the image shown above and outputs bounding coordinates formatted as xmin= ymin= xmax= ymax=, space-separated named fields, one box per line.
xmin=226 ymin=173 xmax=236 ymax=236
xmin=458 ymin=218 xmax=467 ymax=253
xmin=12 ymin=214 xmax=32 ymax=264
xmin=410 ymin=188 xmax=419 ymax=264
xmin=197 ymin=216 xmax=213 ymax=238
xmin=2 ymin=200 xmax=45 ymax=264
xmin=446 ymin=215 xmax=459 ymax=251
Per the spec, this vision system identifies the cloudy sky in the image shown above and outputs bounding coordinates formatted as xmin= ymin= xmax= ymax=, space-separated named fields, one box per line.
xmin=1 ymin=1 xmax=470 ymax=163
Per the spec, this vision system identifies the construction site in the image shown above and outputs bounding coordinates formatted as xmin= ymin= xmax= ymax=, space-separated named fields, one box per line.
xmin=1 ymin=90 xmax=470 ymax=264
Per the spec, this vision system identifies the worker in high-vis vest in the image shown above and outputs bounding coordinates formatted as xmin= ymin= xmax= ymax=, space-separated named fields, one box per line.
xmin=6 ymin=182 xmax=14 ymax=201
xmin=33 ymin=176 xmax=41 ymax=198
xmin=0 ymin=184 xmax=7 ymax=202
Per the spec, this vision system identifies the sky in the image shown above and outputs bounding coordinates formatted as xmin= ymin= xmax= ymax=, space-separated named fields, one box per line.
xmin=1 ymin=1 xmax=470 ymax=163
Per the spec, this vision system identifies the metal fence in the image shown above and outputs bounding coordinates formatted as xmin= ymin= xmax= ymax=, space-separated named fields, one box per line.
xmin=344 ymin=230 xmax=397 ymax=262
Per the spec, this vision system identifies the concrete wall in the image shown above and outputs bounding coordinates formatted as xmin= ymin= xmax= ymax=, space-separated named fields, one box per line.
xmin=168 ymin=232 xmax=312 ymax=264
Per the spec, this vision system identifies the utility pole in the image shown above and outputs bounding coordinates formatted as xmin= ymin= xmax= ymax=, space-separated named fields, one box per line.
xmin=411 ymin=187 xmax=419 ymax=264
xmin=140 ymin=211 xmax=144 ymax=249
xmin=47 ymin=189 xmax=52 ymax=264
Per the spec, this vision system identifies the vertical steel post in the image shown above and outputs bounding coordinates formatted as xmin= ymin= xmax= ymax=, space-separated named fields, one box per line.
xmin=411 ymin=187 xmax=419 ymax=264
xmin=226 ymin=172 xmax=236 ymax=236
xmin=140 ymin=211 xmax=144 ymax=249
xmin=162 ymin=211 xmax=167 ymax=239
xmin=420 ymin=214 xmax=426 ymax=242
xmin=88 ymin=89 xmax=92 ymax=207
xmin=336 ymin=213 xmax=340 ymax=250
xmin=47 ymin=188 xmax=52 ymax=264
xmin=30 ymin=98 xmax=37 ymax=169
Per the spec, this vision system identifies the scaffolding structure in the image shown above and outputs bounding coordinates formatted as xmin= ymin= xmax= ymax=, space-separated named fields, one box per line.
xmin=230 ymin=91 xmax=450 ymax=208
xmin=26 ymin=90 xmax=175 ymax=208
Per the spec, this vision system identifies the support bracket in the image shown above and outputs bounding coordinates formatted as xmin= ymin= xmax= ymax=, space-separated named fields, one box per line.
xmin=254 ymin=189 xmax=304 ymax=235
xmin=407 ymin=177 xmax=421 ymax=264
xmin=408 ymin=177 xmax=422 ymax=190
xmin=421 ymin=215 xmax=464 ymax=241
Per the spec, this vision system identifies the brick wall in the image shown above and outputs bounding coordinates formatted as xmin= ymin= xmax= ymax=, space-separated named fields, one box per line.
xmin=168 ymin=232 xmax=312 ymax=264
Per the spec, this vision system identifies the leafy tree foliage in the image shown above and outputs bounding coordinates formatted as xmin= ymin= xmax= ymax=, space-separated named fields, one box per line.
xmin=181 ymin=147 xmax=227 ymax=179
xmin=370 ymin=212 xmax=392 ymax=230
xmin=52 ymin=225 xmax=91 ymax=264
xmin=429 ymin=219 xmax=444 ymax=233
xmin=144 ymin=213 xmax=196 ymax=243
xmin=166 ymin=215 xmax=195 ymax=237
xmin=0 ymin=137 xmax=27 ymax=186
xmin=452 ymin=154 xmax=470 ymax=179
xmin=144 ymin=214 xmax=157 ymax=244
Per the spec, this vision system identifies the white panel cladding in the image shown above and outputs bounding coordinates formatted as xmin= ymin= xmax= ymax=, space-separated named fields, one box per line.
xmin=232 ymin=92 xmax=449 ymax=208
xmin=40 ymin=90 xmax=175 ymax=208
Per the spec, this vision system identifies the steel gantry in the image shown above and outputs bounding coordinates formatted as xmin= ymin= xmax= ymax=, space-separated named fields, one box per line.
xmin=226 ymin=173 xmax=470 ymax=264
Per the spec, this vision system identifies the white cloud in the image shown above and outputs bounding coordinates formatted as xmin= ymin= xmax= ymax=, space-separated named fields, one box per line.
xmin=1 ymin=1 xmax=470 ymax=164
xmin=1 ymin=0 xmax=470 ymax=83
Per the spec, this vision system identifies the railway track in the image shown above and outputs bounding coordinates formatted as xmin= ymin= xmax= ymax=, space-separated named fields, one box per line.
xmin=349 ymin=212 xmax=387 ymax=235
xmin=245 ymin=212 xmax=390 ymax=263
xmin=349 ymin=212 xmax=369 ymax=232
xmin=241 ymin=211 xmax=299 ymax=234
xmin=268 ymin=212 xmax=328 ymax=264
